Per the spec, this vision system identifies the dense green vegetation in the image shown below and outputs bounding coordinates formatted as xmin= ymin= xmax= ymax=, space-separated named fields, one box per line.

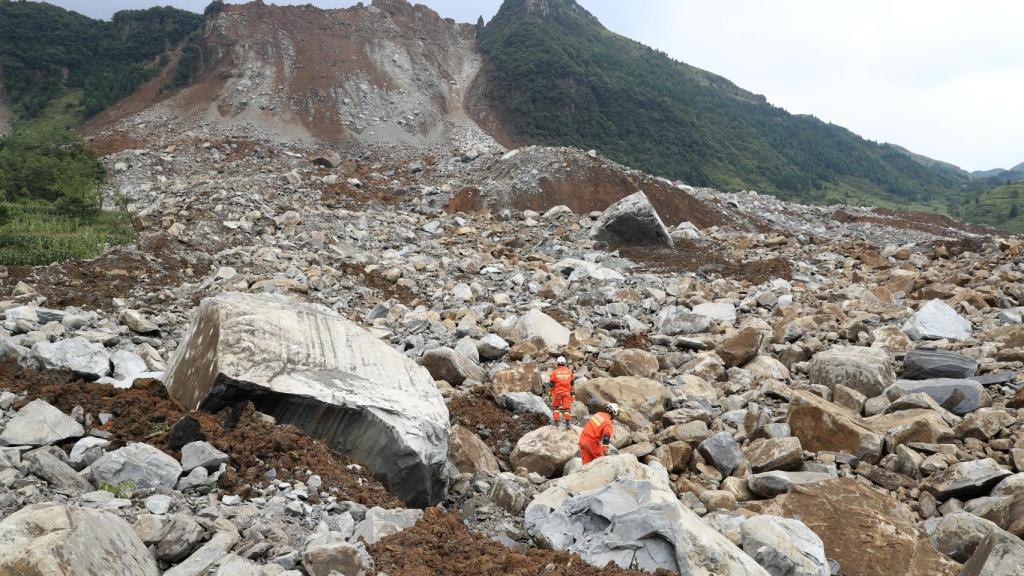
xmin=478 ymin=0 xmax=973 ymax=208
xmin=956 ymin=181 xmax=1024 ymax=233
xmin=0 ymin=119 xmax=135 ymax=265
xmin=0 ymin=1 xmax=203 ymax=121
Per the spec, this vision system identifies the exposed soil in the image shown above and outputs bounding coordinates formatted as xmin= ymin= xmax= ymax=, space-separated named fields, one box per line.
xmin=3 ymin=233 xmax=209 ymax=313
xmin=340 ymin=263 xmax=418 ymax=307
xmin=448 ymin=391 xmax=548 ymax=454
xmin=0 ymin=363 xmax=400 ymax=507
xmin=620 ymin=239 xmax=792 ymax=284
xmin=369 ymin=508 xmax=673 ymax=576
xmin=860 ymin=207 xmax=1005 ymax=238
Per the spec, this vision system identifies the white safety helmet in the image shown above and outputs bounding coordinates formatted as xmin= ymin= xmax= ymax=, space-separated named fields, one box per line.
xmin=605 ymin=402 xmax=620 ymax=417
xmin=556 ymin=356 xmax=567 ymax=366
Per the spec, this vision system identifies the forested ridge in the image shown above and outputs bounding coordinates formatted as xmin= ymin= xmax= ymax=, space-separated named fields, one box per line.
xmin=478 ymin=0 xmax=983 ymax=211
xmin=0 ymin=0 xmax=203 ymax=120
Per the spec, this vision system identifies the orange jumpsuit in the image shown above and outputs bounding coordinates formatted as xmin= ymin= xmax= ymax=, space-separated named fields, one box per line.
xmin=549 ymin=366 xmax=574 ymax=424
xmin=580 ymin=411 xmax=614 ymax=464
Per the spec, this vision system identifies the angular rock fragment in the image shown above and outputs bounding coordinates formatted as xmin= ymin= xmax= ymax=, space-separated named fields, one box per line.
xmin=884 ymin=378 xmax=991 ymax=416
xmin=786 ymin=391 xmax=883 ymax=463
xmin=921 ymin=459 xmax=1012 ymax=501
xmin=808 ymin=346 xmax=895 ymax=397
xmin=0 ymin=398 xmax=84 ymax=446
xmin=903 ymin=299 xmax=973 ymax=341
xmin=0 ymin=502 xmax=158 ymax=576
xmin=527 ymin=479 xmax=768 ymax=574
xmin=589 ymin=191 xmax=674 ymax=248
xmin=902 ymin=348 xmax=978 ymax=380
xmin=768 ymin=478 xmax=961 ymax=576
xmin=163 ymin=293 xmax=449 ymax=507
xmin=31 ymin=337 xmax=111 ymax=379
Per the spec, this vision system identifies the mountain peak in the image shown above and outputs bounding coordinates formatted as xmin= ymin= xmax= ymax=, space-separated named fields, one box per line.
xmin=499 ymin=0 xmax=601 ymax=25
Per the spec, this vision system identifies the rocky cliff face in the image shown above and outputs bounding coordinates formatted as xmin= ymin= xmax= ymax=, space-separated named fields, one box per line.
xmin=117 ymin=0 xmax=496 ymax=153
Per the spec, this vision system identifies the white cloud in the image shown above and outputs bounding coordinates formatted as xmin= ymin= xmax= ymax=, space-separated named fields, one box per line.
xmin=45 ymin=0 xmax=1023 ymax=170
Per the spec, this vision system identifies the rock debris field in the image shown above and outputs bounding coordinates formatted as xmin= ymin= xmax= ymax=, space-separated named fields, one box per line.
xmin=3 ymin=113 xmax=1024 ymax=575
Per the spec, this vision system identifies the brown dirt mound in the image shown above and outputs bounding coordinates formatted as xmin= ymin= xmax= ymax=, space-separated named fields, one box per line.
xmin=620 ymin=239 xmax=792 ymax=284
xmin=369 ymin=508 xmax=672 ymax=576
xmin=0 ymin=363 xmax=399 ymax=507
xmin=3 ymin=233 xmax=208 ymax=313
xmin=448 ymin=392 xmax=548 ymax=454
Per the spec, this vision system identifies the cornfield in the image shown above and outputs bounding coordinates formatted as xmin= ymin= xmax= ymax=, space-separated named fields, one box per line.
xmin=0 ymin=205 xmax=136 ymax=266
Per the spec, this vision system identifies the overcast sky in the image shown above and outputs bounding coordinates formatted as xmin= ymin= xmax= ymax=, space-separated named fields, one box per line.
xmin=49 ymin=0 xmax=1024 ymax=171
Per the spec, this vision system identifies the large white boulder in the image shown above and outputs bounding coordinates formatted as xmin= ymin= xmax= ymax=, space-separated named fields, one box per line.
xmin=903 ymin=299 xmax=973 ymax=341
xmin=516 ymin=308 xmax=571 ymax=349
xmin=0 ymin=399 xmax=83 ymax=446
xmin=162 ymin=292 xmax=450 ymax=506
xmin=31 ymin=337 xmax=111 ymax=379
xmin=91 ymin=442 xmax=182 ymax=490
xmin=0 ymin=502 xmax=158 ymax=576
xmin=526 ymin=479 xmax=768 ymax=575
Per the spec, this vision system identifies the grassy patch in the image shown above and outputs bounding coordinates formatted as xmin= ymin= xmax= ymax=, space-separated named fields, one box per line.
xmin=0 ymin=203 xmax=136 ymax=266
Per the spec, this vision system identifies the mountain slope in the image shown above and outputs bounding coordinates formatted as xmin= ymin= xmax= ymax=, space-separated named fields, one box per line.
xmin=0 ymin=1 xmax=202 ymax=122
xmin=476 ymin=0 xmax=966 ymax=207
xmin=972 ymin=162 xmax=1024 ymax=182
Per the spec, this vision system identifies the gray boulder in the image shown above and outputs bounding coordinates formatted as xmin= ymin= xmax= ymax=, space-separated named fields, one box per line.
xmin=960 ymin=526 xmax=1024 ymax=576
xmin=655 ymin=305 xmax=712 ymax=336
xmin=884 ymin=378 xmax=991 ymax=416
xmin=525 ymin=479 xmax=768 ymax=574
xmin=748 ymin=471 xmax=835 ymax=499
xmin=91 ymin=442 xmax=182 ymax=490
xmin=24 ymin=448 xmax=93 ymax=492
xmin=180 ymin=440 xmax=229 ymax=472
xmin=922 ymin=458 xmax=1012 ymax=501
xmin=420 ymin=346 xmax=486 ymax=386
xmin=494 ymin=391 xmax=553 ymax=418
xmin=0 ymin=399 xmax=83 ymax=446
xmin=698 ymin=431 xmax=745 ymax=477
xmin=923 ymin=512 xmax=1000 ymax=562
xmin=31 ymin=337 xmax=111 ymax=379
xmin=741 ymin=515 xmax=828 ymax=576
xmin=808 ymin=346 xmax=895 ymax=397
xmin=903 ymin=299 xmax=973 ymax=341
xmin=162 ymin=292 xmax=450 ymax=507
xmin=0 ymin=502 xmax=158 ymax=575
xmin=477 ymin=334 xmax=510 ymax=360
xmin=302 ymin=533 xmax=370 ymax=576
xmin=0 ymin=337 xmax=28 ymax=363
xmin=903 ymin=348 xmax=978 ymax=380
xmin=350 ymin=507 xmax=422 ymax=546
xmin=589 ymin=191 xmax=674 ymax=248
xmin=164 ymin=518 xmax=239 ymax=576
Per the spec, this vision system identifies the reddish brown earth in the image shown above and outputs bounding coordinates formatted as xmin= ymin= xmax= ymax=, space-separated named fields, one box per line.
xmin=448 ymin=391 xmax=548 ymax=454
xmin=3 ymin=233 xmax=208 ymax=313
xmin=619 ymin=239 xmax=793 ymax=284
xmin=860 ymin=207 xmax=1005 ymax=238
xmin=369 ymin=508 xmax=673 ymax=576
xmin=0 ymin=363 xmax=400 ymax=507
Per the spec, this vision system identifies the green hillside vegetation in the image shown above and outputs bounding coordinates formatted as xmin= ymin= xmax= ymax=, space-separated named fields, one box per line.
xmin=478 ymin=0 xmax=971 ymax=209
xmin=957 ymin=181 xmax=1024 ymax=233
xmin=0 ymin=1 xmax=203 ymax=120
xmin=0 ymin=117 xmax=135 ymax=265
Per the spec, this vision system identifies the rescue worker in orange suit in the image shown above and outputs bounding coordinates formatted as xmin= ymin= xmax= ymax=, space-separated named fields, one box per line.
xmin=548 ymin=356 xmax=575 ymax=428
xmin=579 ymin=403 xmax=619 ymax=465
